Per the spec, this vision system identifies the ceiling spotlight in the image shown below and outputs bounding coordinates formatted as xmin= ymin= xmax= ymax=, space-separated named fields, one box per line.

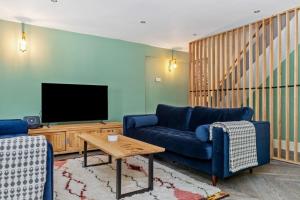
xmin=140 ymin=20 xmax=146 ymax=24
xmin=254 ymin=10 xmax=261 ymax=14
xmin=192 ymin=33 xmax=197 ymax=36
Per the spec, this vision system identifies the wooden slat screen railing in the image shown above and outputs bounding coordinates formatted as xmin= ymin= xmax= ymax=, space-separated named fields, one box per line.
xmin=189 ymin=7 xmax=300 ymax=165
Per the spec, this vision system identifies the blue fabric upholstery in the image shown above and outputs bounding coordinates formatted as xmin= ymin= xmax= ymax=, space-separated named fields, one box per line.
xmin=123 ymin=114 xmax=155 ymax=132
xmin=44 ymin=142 xmax=53 ymax=200
xmin=156 ymin=104 xmax=192 ymax=131
xmin=189 ymin=106 xmax=254 ymax=131
xmin=129 ymin=115 xmax=158 ymax=128
xmin=195 ymin=124 xmax=210 ymax=142
xmin=211 ymin=121 xmax=270 ymax=178
xmin=123 ymin=104 xmax=270 ymax=182
xmin=155 ymin=151 xmax=212 ymax=175
xmin=0 ymin=119 xmax=53 ymax=200
xmin=127 ymin=126 xmax=212 ymax=160
xmin=0 ymin=119 xmax=28 ymax=136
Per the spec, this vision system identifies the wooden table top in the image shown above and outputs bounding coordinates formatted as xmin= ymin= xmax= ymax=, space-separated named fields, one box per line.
xmin=78 ymin=134 xmax=165 ymax=159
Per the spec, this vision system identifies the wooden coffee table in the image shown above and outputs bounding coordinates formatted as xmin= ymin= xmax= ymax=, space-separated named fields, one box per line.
xmin=78 ymin=134 xmax=165 ymax=199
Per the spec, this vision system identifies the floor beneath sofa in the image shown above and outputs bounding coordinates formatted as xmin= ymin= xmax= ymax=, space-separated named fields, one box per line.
xmin=55 ymin=152 xmax=300 ymax=200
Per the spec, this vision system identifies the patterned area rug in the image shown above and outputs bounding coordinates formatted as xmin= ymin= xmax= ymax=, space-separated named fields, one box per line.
xmin=54 ymin=155 xmax=229 ymax=200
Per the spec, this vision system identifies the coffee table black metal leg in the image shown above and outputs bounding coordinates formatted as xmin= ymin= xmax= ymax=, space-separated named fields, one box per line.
xmin=116 ymin=159 xmax=122 ymax=199
xmin=83 ymin=141 xmax=88 ymax=167
xmin=83 ymin=140 xmax=112 ymax=167
xmin=148 ymin=154 xmax=154 ymax=190
xmin=116 ymin=154 xmax=154 ymax=199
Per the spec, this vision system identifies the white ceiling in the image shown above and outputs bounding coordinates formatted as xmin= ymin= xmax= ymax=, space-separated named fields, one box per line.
xmin=0 ymin=0 xmax=298 ymax=51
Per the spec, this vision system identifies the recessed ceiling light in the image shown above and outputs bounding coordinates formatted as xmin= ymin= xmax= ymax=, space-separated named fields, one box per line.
xmin=140 ymin=20 xmax=146 ymax=24
xmin=192 ymin=33 xmax=197 ymax=36
xmin=254 ymin=10 xmax=261 ymax=14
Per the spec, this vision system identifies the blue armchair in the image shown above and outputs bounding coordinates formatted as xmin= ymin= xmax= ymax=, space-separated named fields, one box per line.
xmin=0 ymin=119 xmax=53 ymax=200
xmin=124 ymin=104 xmax=270 ymax=185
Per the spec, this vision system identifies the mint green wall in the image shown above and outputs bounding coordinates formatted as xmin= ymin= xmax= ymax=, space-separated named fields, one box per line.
xmin=252 ymin=45 xmax=300 ymax=142
xmin=145 ymin=57 xmax=189 ymax=113
xmin=0 ymin=19 xmax=189 ymax=121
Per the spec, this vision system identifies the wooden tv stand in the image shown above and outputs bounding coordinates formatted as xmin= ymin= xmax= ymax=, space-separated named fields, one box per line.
xmin=29 ymin=122 xmax=122 ymax=155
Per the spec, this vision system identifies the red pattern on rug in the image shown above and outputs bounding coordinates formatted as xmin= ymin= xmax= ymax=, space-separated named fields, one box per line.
xmin=126 ymin=162 xmax=205 ymax=200
xmin=174 ymin=188 xmax=205 ymax=200
xmin=124 ymin=160 xmax=148 ymax=176
xmin=54 ymin=160 xmax=67 ymax=169
xmin=54 ymin=158 xmax=228 ymax=200
xmin=63 ymin=170 xmax=87 ymax=200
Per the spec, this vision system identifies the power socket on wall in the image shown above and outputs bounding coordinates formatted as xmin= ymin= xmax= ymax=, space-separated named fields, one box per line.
xmin=155 ymin=77 xmax=162 ymax=82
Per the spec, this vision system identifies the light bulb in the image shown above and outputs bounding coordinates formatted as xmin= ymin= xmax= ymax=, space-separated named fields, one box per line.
xmin=168 ymin=59 xmax=177 ymax=72
xmin=19 ymin=32 xmax=27 ymax=52
xmin=171 ymin=59 xmax=177 ymax=69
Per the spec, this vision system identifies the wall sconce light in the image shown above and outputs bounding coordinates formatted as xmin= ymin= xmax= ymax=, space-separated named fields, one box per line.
xmin=168 ymin=49 xmax=177 ymax=72
xmin=19 ymin=23 xmax=27 ymax=52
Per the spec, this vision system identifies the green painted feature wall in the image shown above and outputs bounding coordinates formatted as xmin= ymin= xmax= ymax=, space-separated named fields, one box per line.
xmin=0 ymin=19 xmax=189 ymax=122
xmin=145 ymin=57 xmax=189 ymax=113
xmin=252 ymin=45 xmax=300 ymax=142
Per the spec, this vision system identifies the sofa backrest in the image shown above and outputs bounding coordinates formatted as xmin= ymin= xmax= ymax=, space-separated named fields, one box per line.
xmin=189 ymin=106 xmax=254 ymax=131
xmin=156 ymin=104 xmax=192 ymax=131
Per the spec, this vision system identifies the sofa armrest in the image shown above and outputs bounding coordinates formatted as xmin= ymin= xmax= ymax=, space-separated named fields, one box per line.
xmin=0 ymin=119 xmax=28 ymax=137
xmin=211 ymin=121 xmax=270 ymax=179
xmin=123 ymin=114 xmax=157 ymax=135
xmin=43 ymin=142 xmax=54 ymax=200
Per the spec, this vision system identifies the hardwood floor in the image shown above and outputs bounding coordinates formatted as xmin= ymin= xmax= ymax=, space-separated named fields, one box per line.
xmin=161 ymin=159 xmax=300 ymax=200
xmin=55 ymin=153 xmax=300 ymax=200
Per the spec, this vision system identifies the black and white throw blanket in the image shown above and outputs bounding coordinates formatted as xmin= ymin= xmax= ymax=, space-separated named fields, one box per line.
xmin=0 ymin=136 xmax=47 ymax=200
xmin=209 ymin=121 xmax=258 ymax=173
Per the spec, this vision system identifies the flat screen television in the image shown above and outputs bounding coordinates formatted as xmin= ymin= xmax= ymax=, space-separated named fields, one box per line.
xmin=41 ymin=83 xmax=108 ymax=123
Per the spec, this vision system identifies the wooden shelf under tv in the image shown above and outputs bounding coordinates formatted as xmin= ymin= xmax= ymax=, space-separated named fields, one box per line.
xmin=29 ymin=122 xmax=122 ymax=155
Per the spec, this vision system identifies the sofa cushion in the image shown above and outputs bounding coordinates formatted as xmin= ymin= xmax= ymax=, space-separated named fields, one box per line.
xmin=129 ymin=115 xmax=158 ymax=128
xmin=195 ymin=124 xmax=210 ymax=142
xmin=127 ymin=126 xmax=212 ymax=160
xmin=156 ymin=104 xmax=192 ymax=131
xmin=189 ymin=106 xmax=254 ymax=131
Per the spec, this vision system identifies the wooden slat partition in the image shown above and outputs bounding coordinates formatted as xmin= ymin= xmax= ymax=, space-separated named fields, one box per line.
xmin=216 ymin=35 xmax=220 ymax=107
xmin=262 ymin=20 xmax=267 ymax=120
xmin=189 ymin=43 xmax=191 ymax=105
xmin=249 ymin=24 xmax=254 ymax=110
xmin=269 ymin=17 xmax=274 ymax=158
xmin=226 ymin=32 xmax=230 ymax=108
xmin=204 ymin=39 xmax=209 ymax=106
xmin=191 ymin=42 xmax=194 ymax=105
xmin=212 ymin=37 xmax=216 ymax=107
xmin=242 ymin=26 xmax=247 ymax=106
xmin=189 ymin=7 xmax=300 ymax=164
xmin=220 ymin=34 xmax=225 ymax=107
xmin=199 ymin=40 xmax=202 ymax=105
xmin=208 ymin=38 xmax=212 ymax=107
xmin=237 ymin=28 xmax=241 ymax=107
xmin=255 ymin=22 xmax=260 ymax=120
xmin=195 ymin=41 xmax=199 ymax=106
xmin=277 ymin=13 xmax=282 ymax=159
xmin=294 ymin=9 xmax=299 ymax=162
xmin=231 ymin=31 xmax=235 ymax=107
xmin=200 ymin=40 xmax=206 ymax=106
xmin=286 ymin=11 xmax=291 ymax=160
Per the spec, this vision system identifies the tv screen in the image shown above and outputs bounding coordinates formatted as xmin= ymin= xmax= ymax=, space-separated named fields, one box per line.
xmin=42 ymin=83 xmax=108 ymax=123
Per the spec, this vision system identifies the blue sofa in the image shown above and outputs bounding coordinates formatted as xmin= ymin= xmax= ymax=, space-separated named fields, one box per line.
xmin=124 ymin=104 xmax=270 ymax=185
xmin=0 ymin=119 xmax=53 ymax=200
